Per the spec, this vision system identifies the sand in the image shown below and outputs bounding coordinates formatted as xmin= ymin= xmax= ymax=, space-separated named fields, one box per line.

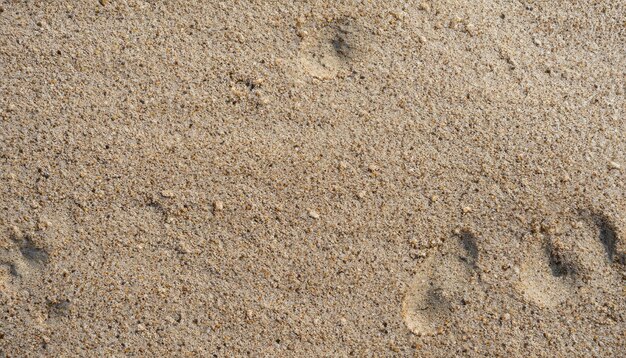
xmin=1 ymin=0 xmax=624 ymax=356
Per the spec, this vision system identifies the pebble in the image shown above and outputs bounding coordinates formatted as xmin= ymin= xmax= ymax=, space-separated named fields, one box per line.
xmin=257 ymin=95 xmax=270 ymax=105
xmin=37 ymin=220 xmax=51 ymax=230
xmin=11 ymin=226 xmax=22 ymax=237
xmin=418 ymin=2 xmax=431 ymax=12
xmin=308 ymin=209 xmax=320 ymax=219
xmin=608 ymin=161 xmax=621 ymax=170
xmin=213 ymin=200 xmax=224 ymax=212
xmin=178 ymin=242 xmax=190 ymax=254
xmin=161 ymin=190 xmax=175 ymax=198
xmin=465 ymin=23 xmax=477 ymax=36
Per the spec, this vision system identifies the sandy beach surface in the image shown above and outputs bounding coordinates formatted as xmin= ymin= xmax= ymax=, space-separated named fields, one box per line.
xmin=1 ymin=1 xmax=625 ymax=356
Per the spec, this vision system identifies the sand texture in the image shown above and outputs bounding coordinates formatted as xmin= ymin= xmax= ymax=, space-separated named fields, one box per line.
xmin=1 ymin=0 xmax=625 ymax=356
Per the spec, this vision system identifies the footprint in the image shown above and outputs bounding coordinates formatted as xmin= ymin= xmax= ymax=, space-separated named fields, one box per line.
xmin=518 ymin=210 xmax=625 ymax=308
xmin=402 ymin=230 xmax=481 ymax=335
xmin=0 ymin=232 xmax=49 ymax=289
xmin=517 ymin=233 xmax=579 ymax=308
xmin=297 ymin=17 xmax=366 ymax=80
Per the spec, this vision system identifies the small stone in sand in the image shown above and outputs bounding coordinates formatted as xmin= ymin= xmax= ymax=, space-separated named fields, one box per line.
xmin=213 ymin=200 xmax=224 ymax=212
xmin=37 ymin=220 xmax=51 ymax=230
xmin=418 ymin=2 xmax=431 ymax=12
xmin=462 ymin=206 xmax=472 ymax=213
xmin=608 ymin=161 xmax=621 ymax=170
xmin=308 ymin=209 xmax=320 ymax=219
xmin=161 ymin=190 xmax=175 ymax=198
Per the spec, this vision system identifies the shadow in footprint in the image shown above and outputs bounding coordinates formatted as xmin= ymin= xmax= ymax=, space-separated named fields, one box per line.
xmin=459 ymin=230 xmax=479 ymax=268
xmin=0 ymin=233 xmax=49 ymax=286
xmin=589 ymin=212 xmax=625 ymax=265
xmin=47 ymin=299 xmax=71 ymax=319
xmin=545 ymin=240 xmax=576 ymax=278
xmin=0 ymin=261 xmax=19 ymax=277
xmin=331 ymin=25 xmax=353 ymax=59
xmin=18 ymin=236 xmax=49 ymax=266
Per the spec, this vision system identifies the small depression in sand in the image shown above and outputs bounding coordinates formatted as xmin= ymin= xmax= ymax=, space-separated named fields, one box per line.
xmin=402 ymin=230 xmax=481 ymax=335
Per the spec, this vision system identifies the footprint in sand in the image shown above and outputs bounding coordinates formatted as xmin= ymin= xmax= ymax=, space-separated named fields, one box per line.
xmin=297 ymin=17 xmax=368 ymax=80
xmin=403 ymin=208 xmax=625 ymax=336
xmin=0 ymin=231 xmax=49 ymax=291
xmin=402 ymin=230 xmax=483 ymax=335
xmin=516 ymin=232 xmax=579 ymax=308
xmin=518 ymin=210 xmax=625 ymax=308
